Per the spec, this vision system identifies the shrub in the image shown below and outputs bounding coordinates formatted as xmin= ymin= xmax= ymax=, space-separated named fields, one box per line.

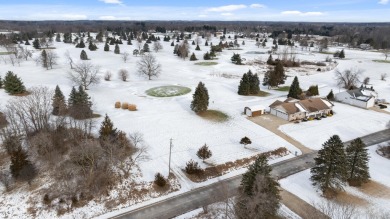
xmin=121 ymin=102 xmax=128 ymax=109
xmin=128 ymin=104 xmax=137 ymax=111
xmin=115 ymin=101 xmax=121 ymax=108
xmin=378 ymin=145 xmax=390 ymax=159
xmin=185 ymin=159 xmax=203 ymax=174
xmin=104 ymin=71 xmax=112 ymax=81
xmin=43 ymin=194 xmax=51 ymax=205
xmin=240 ymin=136 xmax=252 ymax=145
xmin=118 ymin=69 xmax=129 ymax=81
xmin=197 ymin=144 xmax=212 ymax=161
xmin=154 ymin=172 xmax=167 ymax=187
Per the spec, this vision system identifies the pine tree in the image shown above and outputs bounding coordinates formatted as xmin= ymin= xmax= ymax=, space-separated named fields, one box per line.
xmin=68 ymin=86 xmax=92 ymax=119
xmin=25 ymin=40 xmax=30 ymax=45
xmin=287 ymin=76 xmax=301 ymax=99
xmin=231 ymin=53 xmax=242 ymax=65
xmin=191 ymin=82 xmax=209 ymax=113
xmin=104 ymin=43 xmax=109 ymax=51
xmin=238 ymin=73 xmax=250 ymax=95
xmin=3 ymin=71 xmax=26 ymax=95
xmin=248 ymin=71 xmax=260 ymax=95
xmin=41 ymin=49 xmax=48 ymax=69
xmin=327 ymin=89 xmax=335 ymax=100
xmin=235 ymin=154 xmax=280 ymax=218
xmin=307 ymin=85 xmax=319 ymax=96
xmin=76 ymin=39 xmax=85 ymax=48
xmin=195 ymin=44 xmax=201 ymax=51
xmin=10 ymin=146 xmax=37 ymax=182
xmin=267 ymin=54 xmax=274 ymax=65
xmin=99 ymin=114 xmax=118 ymax=140
xmin=274 ymin=61 xmax=286 ymax=86
xmin=0 ymin=76 xmax=3 ymax=89
xmin=114 ymin=44 xmax=120 ymax=54
xmin=80 ymin=50 xmax=88 ymax=60
xmin=32 ymin=39 xmax=40 ymax=49
xmin=310 ymin=135 xmax=348 ymax=195
xmin=339 ymin=49 xmax=345 ymax=59
xmin=203 ymin=51 xmax=211 ymax=60
xmin=205 ymin=41 xmax=209 ymax=46
xmin=197 ymin=144 xmax=212 ymax=161
xmin=143 ymin=43 xmax=150 ymax=52
xmin=127 ymin=39 xmax=132 ymax=45
xmin=55 ymin=33 xmax=61 ymax=42
xmin=240 ymin=136 xmax=252 ymax=145
xmin=171 ymin=41 xmax=174 ymax=46
xmin=88 ymin=41 xmax=97 ymax=51
xmin=52 ymin=85 xmax=67 ymax=116
xmin=190 ymin=52 xmax=198 ymax=61
xmin=346 ymin=138 xmax=370 ymax=186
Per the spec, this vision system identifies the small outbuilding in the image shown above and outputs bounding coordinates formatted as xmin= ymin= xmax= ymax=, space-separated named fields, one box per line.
xmin=244 ymin=105 xmax=265 ymax=117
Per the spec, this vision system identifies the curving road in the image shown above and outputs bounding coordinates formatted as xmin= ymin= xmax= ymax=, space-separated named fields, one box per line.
xmin=109 ymin=129 xmax=390 ymax=219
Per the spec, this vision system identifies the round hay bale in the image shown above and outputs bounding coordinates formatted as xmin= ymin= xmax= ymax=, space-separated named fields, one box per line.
xmin=128 ymin=104 xmax=137 ymax=111
xmin=115 ymin=101 xmax=121 ymax=108
xmin=121 ymin=102 xmax=129 ymax=109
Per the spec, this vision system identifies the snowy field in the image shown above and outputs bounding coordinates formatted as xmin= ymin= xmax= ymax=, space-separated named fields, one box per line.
xmin=280 ymin=144 xmax=390 ymax=218
xmin=0 ymin=32 xmax=390 ymax=218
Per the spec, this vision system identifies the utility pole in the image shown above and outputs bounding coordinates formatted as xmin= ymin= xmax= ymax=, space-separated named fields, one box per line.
xmin=168 ymin=138 xmax=173 ymax=177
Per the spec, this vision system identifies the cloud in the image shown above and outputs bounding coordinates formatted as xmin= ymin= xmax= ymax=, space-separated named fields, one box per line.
xmin=379 ymin=0 xmax=389 ymax=4
xmin=99 ymin=0 xmax=122 ymax=4
xmin=221 ymin=13 xmax=234 ymax=16
xmin=99 ymin=15 xmax=116 ymax=20
xmin=198 ymin=14 xmax=208 ymax=18
xmin=250 ymin=4 xmax=265 ymax=8
xmin=205 ymin=4 xmax=246 ymax=12
xmin=61 ymin=14 xmax=88 ymax=19
xmin=281 ymin=11 xmax=324 ymax=16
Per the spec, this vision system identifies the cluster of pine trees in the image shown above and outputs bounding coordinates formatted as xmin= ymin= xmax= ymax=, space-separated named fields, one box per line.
xmin=311 ymin=135 xmax=370 ymax=196
xmin=52 ymin=85 xmax=93 ymax=119
xmin=237 ymin=70 xmax=260 ymax=95
xmin=263 ymin=61 xmax=286 ymax=88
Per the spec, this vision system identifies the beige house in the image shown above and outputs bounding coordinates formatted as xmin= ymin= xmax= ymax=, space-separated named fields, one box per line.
xmin=269 ymin=98 xmax=333 ymax=121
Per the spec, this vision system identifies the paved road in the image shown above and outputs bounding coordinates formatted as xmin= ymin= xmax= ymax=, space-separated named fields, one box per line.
xmin=110 ymin=129 xmax=390 ymax=219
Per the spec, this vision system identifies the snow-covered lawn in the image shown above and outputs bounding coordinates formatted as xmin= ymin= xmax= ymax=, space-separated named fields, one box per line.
xmin=280 ymin=144 xmax=390 ymax=218
xmin=279 ymin=103 xmax=390 ymax=150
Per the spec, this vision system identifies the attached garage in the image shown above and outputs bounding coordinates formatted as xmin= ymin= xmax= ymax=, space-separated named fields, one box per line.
xmin=244 ymin=105 xmax=265 ymax=117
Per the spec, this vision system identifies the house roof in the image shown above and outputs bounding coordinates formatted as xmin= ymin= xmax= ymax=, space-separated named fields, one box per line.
xmin=269 ymin=98 xmax=332 ymax=114
xmin=343 ymin=87 xmax=377 ymax=102
xmin=246 ymin=105 xmax=265 ymax=111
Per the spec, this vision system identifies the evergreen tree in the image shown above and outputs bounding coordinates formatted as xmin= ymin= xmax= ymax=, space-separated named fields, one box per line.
xmin=127 ymin=39 xmax=132 ymax=45
xmin=307 ymin=85 xmax=319 ymax=96
xmin=266 ymin=54 xmax=274 ymax=65
xmin=287 ymin=76 xmax=302 ymax=99
xmin=238 ymin=73 xmax=250 ymax=95
xmin=195 ymin=44 xmax=201 ymax=51
xmin=327 ymin=89 xmax=335 ymax=100
xmin=25 ymin=40 xmax=30 ymax=45
xmin=240 ymin=136 xmax=252 ymax=145
xmin=99 ymin=114 xmax=118 ymax=140
xmin=339 ymin=49 xmax=345 ymax=59
xmin=143 ymin=43 xmax=150 ymax=52
xmin=196 ymin=144 xmax=212 ymax=161
xmin=231 ymin=53 xmax=242 ymax=65
xmin=203 ymin=52 xmax=211 ymax=60
xmin=80 ymin=50 xmax=88 ymax=60
xmin=32 ymin=39 xmax=40 ymax=49
xmin=274 ymin=61 xmax=286 ymax=86
xmin=235 ymin=154 xmax=280 ymax=218
xmin=114 ymin=44 xmax=120 ymax=54
xmin=310 ymin=135 xmax=348 ymax=195
xmin=104 ymin=43 xmax=109 ymax=51
xmin=248 ymin=71 xmax=260 ymax=95
xmin=55 ymin=33 xmax=61 ymax=42
xmin=346 ymin=138 xmax=370 ymax=186
xmin=189 ymin=52 xmax=198 ymax=61
xmin=3 ymin=71 xmax=26 ymax=95
xmin=68 ymin=86 xmax=92 ymax=119
xmin=205 ymin=41 xmax=209 ymax=46
xmin=191 ymin=82 xmax=209 ymax=113
xmin=88 ymin=41 xmax=97 ymax=51
xmin=171 ymin=41 xmax=174 ymax=46
xmin=0 ymin=76 xmax=3 ymax=89
xmin=9 ymin=144 xmax=37 ymax=183
xmin=52 ymin=85 xmax=67 ymax=116
xmin=76 ymin=39 xmax=85 ymax=48
xmin=41 ymin=49 xmax=48 ymax=69
xmin=192 ymin=41 xmax=196 ymax=45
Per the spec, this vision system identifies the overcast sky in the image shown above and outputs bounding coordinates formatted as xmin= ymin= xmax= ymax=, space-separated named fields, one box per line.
xmin=1 ymin=0 xmax=389 ymax=22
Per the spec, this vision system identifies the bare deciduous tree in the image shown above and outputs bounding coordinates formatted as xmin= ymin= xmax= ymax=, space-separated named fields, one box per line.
xmin=136 ymin=37 xmax=143 ymax=51
xmin=137 ymin=53 xmax=161 ymax=80
xmin=64 ymin=50 xmax=74 ymax=69
xmin=121 ymin=52 xmax=130 ymax=63
xmin=153 ymin=41 xmax=163 ymax=52
xmin=335 ymin=68 xmax=362 ymax=89
xmin=68 ymin=61 xmax=100 ymax=90
xmin=46 ymin=50 xmax=58 ymax=69
xmin=381 ymin=73 xmax=388 ymax=81
xmin=118 ymin=69 xmax=129 ymax=81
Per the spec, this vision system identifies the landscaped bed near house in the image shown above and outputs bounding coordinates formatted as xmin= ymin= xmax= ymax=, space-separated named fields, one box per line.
xmin=197 ymin=110 xmax=230 ymax=122
xmin=146 ymin=86 xmax=191 ymax=97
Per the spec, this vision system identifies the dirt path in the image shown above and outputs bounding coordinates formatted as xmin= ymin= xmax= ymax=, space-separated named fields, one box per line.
xmin=358 ymin=180 xmax=390 ymax=199
xmin=249 ymin=115 xmax=313 ymax=154
xmin=280 ymin=189 xmax=328 ymax=219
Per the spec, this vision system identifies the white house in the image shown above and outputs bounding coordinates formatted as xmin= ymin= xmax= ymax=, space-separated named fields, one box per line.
xmin=335 ymin=87 xmax=378 ymax=109
xmin=269 ymin=98 xmax=333 ymax=121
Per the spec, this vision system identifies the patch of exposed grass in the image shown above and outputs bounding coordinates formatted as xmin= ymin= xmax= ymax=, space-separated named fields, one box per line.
xmin=242 ymin=90 xmax=271 ymax=97
xmin=275 ymin=86 xmax=290 ymax=92
xmin=195 ymin=62 xmax=218 ymax=66
xmin=373 ymin=60 xmax=390 ymax=64
xmin=0 ymin=51 xmax=14 ymax=55
xmin=319 ymin=51 xmax=334 ymax=55
xmin=146 ymin=85 xmax=191 ymax=97
xmin=198 ymin=110 xmax=229 ymax=122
